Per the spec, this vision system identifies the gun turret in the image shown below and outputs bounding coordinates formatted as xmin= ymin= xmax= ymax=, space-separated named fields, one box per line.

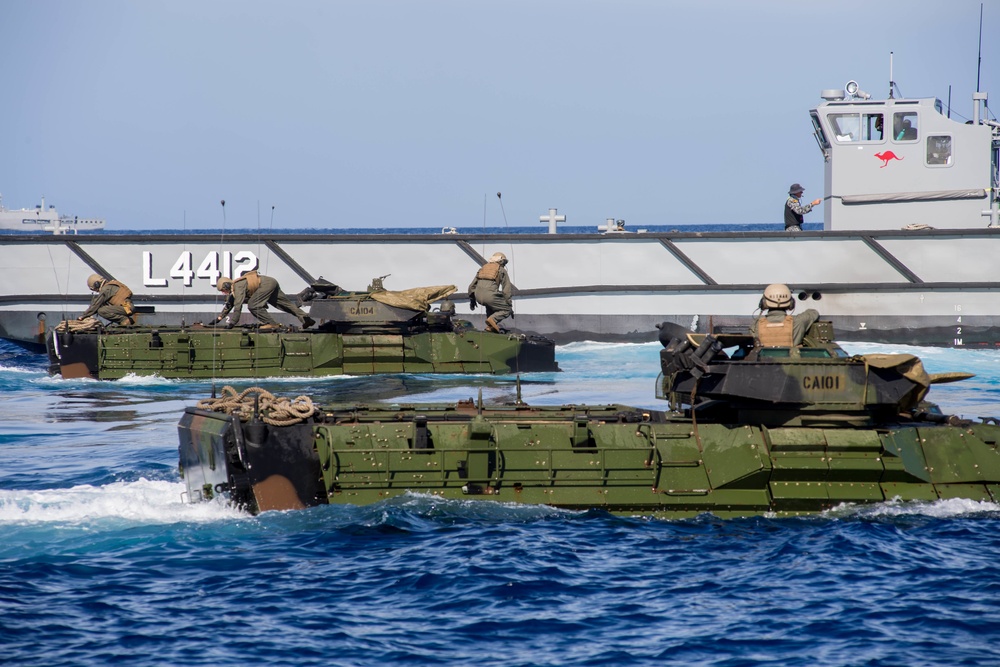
xmin=656 ymin=322 xmax=942 ymax=427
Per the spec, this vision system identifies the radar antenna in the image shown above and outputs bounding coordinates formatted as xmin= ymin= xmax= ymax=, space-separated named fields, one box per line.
xmin=977 ymin=2 xmax=983 ymax=93
xmin=886 ymin=52 xmax=904 ymax=99
xmin=888 ymin=51 xmax=894 ymax=99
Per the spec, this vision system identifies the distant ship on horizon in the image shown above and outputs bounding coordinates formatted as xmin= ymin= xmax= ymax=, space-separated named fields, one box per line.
xmin=0 ymin=194 xmax=105 ymax=234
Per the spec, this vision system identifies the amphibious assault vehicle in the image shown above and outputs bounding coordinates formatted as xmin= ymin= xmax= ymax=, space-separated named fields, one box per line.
xmin=178 ymin=321 xmax=1000 ymax=517
xmin=48 ymin=278 xmax=558 ymax=379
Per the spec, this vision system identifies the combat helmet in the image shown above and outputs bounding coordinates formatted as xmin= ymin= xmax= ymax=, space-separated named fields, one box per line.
xmin=87 ymin=273 xmax=105 ymax=291
xmin=217 ymin=277 xmax=234 ymax=293
xmin=489 ymin=252 xmax=507 ymax=264
xmin=761 ymin=283 xmax=794 ymax=310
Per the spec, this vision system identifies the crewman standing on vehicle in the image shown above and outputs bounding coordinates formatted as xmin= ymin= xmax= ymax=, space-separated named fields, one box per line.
xmin=468 ymin=252 xmax=512 ymax=333
xmin=216 ymin=271 xmax=315 ymax=330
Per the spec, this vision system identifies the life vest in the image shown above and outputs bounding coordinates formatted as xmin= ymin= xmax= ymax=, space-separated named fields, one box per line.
xmin=476 ymin=263 xmax=501 ymax=281
xmin=756 ymin=314 xmax=794 ymax=347
xmin=106 ymin=280 xmax=135 ymax=315
xmin=784 ymin=196 xmax=804 ymax=229
xmin=234 ymin=271 xmax=261 ymax=296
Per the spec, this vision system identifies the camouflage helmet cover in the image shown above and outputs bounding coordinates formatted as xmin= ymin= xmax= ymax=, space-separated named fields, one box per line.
xmin=87 ymin=273 xmax=105 ymax=290
xmin=762 ymin=283 xmax=794 ymax=310
xmin=217 ymin=277 xmax=234 ymax=292
xmin=489 ymin=252 xmax=507 ymax=263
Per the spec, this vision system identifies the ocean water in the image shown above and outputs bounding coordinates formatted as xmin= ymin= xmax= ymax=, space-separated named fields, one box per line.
xmin=3 ymin=338 xmax=1000 ymax=666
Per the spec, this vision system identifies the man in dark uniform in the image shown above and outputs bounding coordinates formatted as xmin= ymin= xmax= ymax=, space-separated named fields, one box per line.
xmin=468 ymin=252 xmax=512 ymax=333
xmin=79 ymin=274 xmax=136 ymax=325
xmin=750 ymin=283 xmax=819 ymax=346
xmin=784 ymin=183 xmax=822 ymax=232
xmin=215 ymin=271 xmax=315 ymax=330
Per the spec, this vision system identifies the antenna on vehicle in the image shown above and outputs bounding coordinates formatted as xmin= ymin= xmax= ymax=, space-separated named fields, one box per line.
xmin=493 ymin=191 xmax=516 ymax=331
xmin=496 ymin=192 xmax=507 ymax=230
xmin=211 ymin=199 xmax=227 ymax=388
xmin=266 ymin=205 xmax=274 ymax=275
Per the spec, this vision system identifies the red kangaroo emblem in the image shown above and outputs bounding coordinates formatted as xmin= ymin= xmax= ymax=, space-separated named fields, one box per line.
xmin=874 ymin=151 xmax=903 ymax=168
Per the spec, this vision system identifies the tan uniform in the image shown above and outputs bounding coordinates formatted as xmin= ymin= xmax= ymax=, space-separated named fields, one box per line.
xmin=81 ymin=280 xmax=135 ymax=325
xmin=219 ymin=272 xmax=309 ymax=326
xmin=751 ymin=309 xmax=819 ymax=346
xmin=468 ymin=261 xmax=512 ymax=328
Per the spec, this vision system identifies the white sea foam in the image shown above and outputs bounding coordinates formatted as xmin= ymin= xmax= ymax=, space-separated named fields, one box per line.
xmin=30 ymin=374 xmax=99 ymax=385
xmin=559 ymin=340 xmax=659 ymax=353
xmin=34 ymin=371 xmax=366 ymax=386
xmin=111 ymin=373 xmax=181 ymax=386
xmin=0 ymin=478 xmax=246 ymax=525
xmin=0 ymin=364 xmax=41 ymax=375
xmin=825 ymin=496 xmax=1000 ymax=519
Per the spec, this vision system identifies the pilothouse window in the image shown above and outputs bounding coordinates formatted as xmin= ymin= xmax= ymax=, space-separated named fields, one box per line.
xmin=867 ymin=113 xmax=884 ymax=140
xmin=926 ymin=135 xmax=952 ymax=166
xmin=830 ymin=114 xmax=859 ymax=142
xmin=893 ymin=112 xmax=918 ymax=141
xmin=828 ymin=113 xmax=884 ymax=143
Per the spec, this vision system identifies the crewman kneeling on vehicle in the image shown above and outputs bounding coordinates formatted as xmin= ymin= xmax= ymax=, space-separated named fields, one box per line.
xmin=215 ymin=271 xmax=315 ymax=331
xmin=79 ymin=274 xmax=136 ymax=325
xmin=468 ymin=251 xmax=512 ymax=333
xmin=750 ymin=283 xmax=819 ymax=346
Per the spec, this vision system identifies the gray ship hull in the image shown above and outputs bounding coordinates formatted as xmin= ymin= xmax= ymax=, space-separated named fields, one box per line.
xmin=3 ymin=228 xmax=999 ymax=351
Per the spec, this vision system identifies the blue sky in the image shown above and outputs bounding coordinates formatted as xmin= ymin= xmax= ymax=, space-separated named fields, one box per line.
xmin=1 ymin=0 xmax=996 ymax=230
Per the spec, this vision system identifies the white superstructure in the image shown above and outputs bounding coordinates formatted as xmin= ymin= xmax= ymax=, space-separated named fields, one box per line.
xmin=0 ymin=195 xmax=105 ymax=235
xmin=810 ymin=81 xmax=999 ymax=229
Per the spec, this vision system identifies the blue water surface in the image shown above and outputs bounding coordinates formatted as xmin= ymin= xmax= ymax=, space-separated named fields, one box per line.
xmin=2 ymin=337 xmax=1000 ymax=666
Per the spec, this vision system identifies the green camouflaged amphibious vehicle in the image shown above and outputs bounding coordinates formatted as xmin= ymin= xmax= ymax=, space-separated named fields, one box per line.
xmin=178 ymin=322 xmax=1000 ymax=517
xmin=47 ymin=278 xmax=558 ymax=379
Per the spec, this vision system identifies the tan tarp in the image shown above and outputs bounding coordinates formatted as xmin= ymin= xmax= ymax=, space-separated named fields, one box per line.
xmin=369 ymin=285 xmax=457 ymax=312
xmin=860 ymin=353 xmax=931 ymax=407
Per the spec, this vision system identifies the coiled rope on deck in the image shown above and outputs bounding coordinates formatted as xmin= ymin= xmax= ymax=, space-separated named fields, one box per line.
xmin=196 ymin=385 xmax=317 ymax=426
xmin=55 ymin=317 xmax=101 ymax=333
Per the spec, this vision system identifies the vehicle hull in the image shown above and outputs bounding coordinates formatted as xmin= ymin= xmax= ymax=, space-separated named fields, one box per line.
xmin=47 ymin=326 xmax=558 ymax=379
xmin=178 ymin=400 xmax=1000 ymax=518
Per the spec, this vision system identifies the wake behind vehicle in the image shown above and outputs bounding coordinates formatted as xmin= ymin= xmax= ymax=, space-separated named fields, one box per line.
xmin=178 ymin=321 xmax=1000 ymax=518
xmin=47 ymin=277 xmax=558 ymax=379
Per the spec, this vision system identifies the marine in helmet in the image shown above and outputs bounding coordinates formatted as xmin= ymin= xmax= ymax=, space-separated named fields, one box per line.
xmin=750 ymin=283 xmax=819 ymax=347
xmin=79 ymin=274 xmax=136 ymax=325
xmin=784 ymin=183 xmax=822 ymax=232
xmin=468 ymin=251 xmax=512 ymax=333
xmin=215 ymin=271 xmax=316 ymax=330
